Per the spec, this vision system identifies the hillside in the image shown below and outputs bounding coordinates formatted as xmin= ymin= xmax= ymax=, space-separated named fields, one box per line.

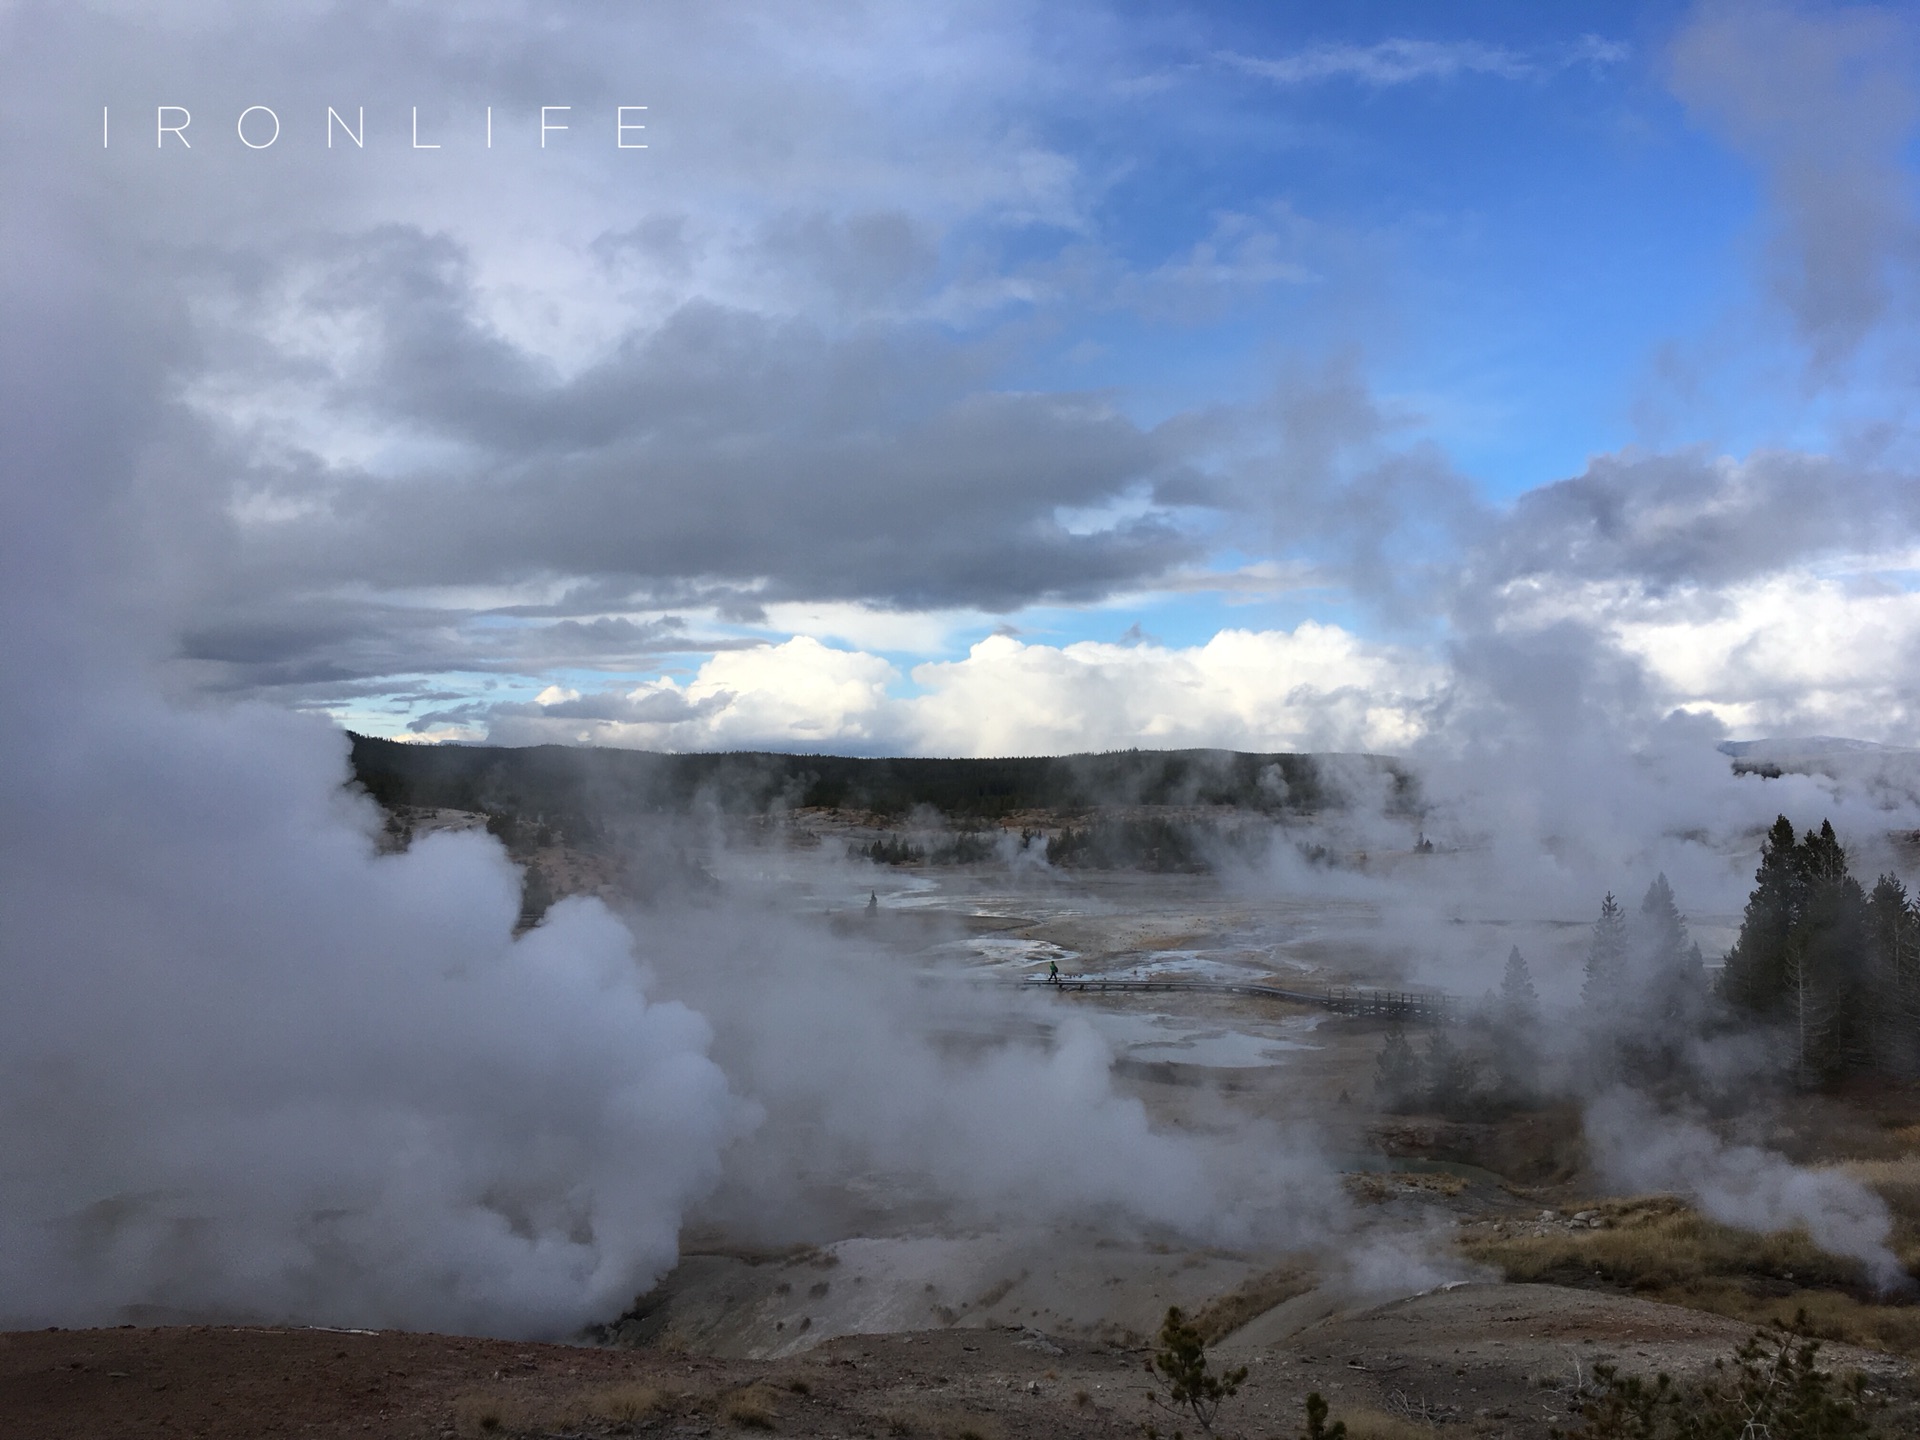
xmin=346 ymin=735 xmax=1414 ymax=825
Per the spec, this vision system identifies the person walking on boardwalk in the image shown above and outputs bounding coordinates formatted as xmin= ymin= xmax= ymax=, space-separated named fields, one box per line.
xmin=1048 ymin=960 xmax=1060 ymax=984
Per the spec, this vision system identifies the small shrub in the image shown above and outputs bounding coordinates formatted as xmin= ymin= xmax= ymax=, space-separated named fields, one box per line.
xmin=719 ymin=1383 xmax=782 ymax=1431
xmin=1551 ymin=1314 xmax=1878 ymax=1439
xmin=1299 ymin=1391 xmax=1348 ymax=1439
xmin=582 ymin=1382 xmax=663 ymax=1423
xmin=1142 ymin=1305 xmax=1247 ymax=1438
xmin=452 ymin=1392 xmax=524 ymax=1437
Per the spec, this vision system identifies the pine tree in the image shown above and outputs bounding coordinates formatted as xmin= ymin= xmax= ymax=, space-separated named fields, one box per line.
xmin=1721 ymin=816 xmax=1804 ymax=1014
xmin=1493 ymin=945 xmax=1541 ymax=1098
xmin=1421 ymin=1029 xmax=1476 ymax=1115
xmin=1868 ymin=874 xmax=1920 ymax=1076
xmin=1799 ymin=868 xmax=1873 ymax=1080
xmin=1499 ymin=945 xmax=1539 ymax=1019
xmin=1374 ymin=1028 xmax=1419 ymax=1112
xmin=1583 ymin=892 xmax=1627 ymax=1016
xmin=1721 ymin=817 xmax=1875 ymax=1084
xmin=1634 ymin=874 xmax=1707 ymax=1031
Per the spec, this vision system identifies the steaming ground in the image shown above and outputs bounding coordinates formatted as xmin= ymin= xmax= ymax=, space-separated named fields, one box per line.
xmin=570 ymin=833 xmax=1560 ymax=1346
xmin=12 ymin=798 xmax=1920 ymax=1436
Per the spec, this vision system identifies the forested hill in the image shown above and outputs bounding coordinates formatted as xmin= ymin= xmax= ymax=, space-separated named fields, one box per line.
xmin=347 ymin=734 xmax=1412 ymax=822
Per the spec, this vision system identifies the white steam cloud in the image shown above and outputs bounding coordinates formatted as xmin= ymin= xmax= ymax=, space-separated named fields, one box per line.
xmin=634 ymin=896 xmax=1344 ymax=1249
xmin=0 ymin=693 xmax=742 ymax=1337
xmin=1587 ymin=1090 xmax=1904 ymax=1290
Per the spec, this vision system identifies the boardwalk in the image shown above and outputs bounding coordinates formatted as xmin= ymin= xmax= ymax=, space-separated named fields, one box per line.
xmin=1023 ymin=974 xmax=1455 ymax=1025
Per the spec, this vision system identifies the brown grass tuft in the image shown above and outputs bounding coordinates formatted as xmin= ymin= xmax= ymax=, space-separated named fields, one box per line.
xmin=719 ymin=1383 xmax=783 ymax=1430
xmin=580 ymin=1381 xmax=665 ymax=1424
xmin=453 ymin=1380 xmax=675 ymax=1437
xmin=1459 ymin=1194 xmax=1920 ymax=1355
xmin=451 ymin=1391 xmax=529 ymax=1437
xmin=1187 ymin=1262 xmax=1316 ymax=1342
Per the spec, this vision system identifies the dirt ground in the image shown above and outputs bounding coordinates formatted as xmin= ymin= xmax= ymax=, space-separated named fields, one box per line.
xmin=9 ymin=1282 xmax=1916 ymax=1439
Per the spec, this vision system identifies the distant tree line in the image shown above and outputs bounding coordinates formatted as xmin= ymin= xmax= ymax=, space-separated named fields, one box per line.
xmin=1046 ymin=817 xmax=1213 ymax=872
xmin=349 ymin=733 xmax=1409 ymax=824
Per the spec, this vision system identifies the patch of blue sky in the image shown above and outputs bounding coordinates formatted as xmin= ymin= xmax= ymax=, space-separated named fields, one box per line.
xmin=323 ymin=670 xmax=528 ymax=740
xmin=982 ymin=1 xmax=1777 ymax=505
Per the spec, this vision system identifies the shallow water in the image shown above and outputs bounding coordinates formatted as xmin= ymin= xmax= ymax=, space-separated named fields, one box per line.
xmin=1075 ymin=1008 xmax=1321 ymax=1069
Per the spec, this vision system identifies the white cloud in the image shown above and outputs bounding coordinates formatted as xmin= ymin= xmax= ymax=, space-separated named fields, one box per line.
xmin=754 ymin=601 xmax=986 ymax=656
xmin=486 ymin=624 xmax=1442 ymax=756
xmin=1483 ymin=556 xmax=1920 ymax=744
xmin=494 ymin=636 xmax=900 ymax=750
xmin=1611 ymin=571 xmax=1920 ymax=742
xmin=1218 ymin=35 xmax=1627 ymax=89
xmin=906 ymin=628 xmax=1438 ymax=756
xmin=1221 ymin=39 xmax=1531 ymax=87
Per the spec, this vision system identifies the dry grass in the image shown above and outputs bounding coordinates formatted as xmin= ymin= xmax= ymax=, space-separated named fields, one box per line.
xmin=1834 ymin=1154 xmax=1920 ymax=1275
xmin=451 ymin=1380 xmax=671 ymax=1436
xmin=1458 ymin=1194 xmax=1920 ymax=1356
xmin=1461 ymin=1195 xmax=1862 ymax=1290
xmin=1188 ymin=1262 xmax=1317 ymax=1342
xmin=1873 ymin=1122 xmax=1920 ymax=1152
xmin=451 ymin=1391 xmax=536 ymax=1437
xmin=1335 ymin=1403 xmax=1436 ymax=1440
xmin=579 ymin=1381 xmax=666 ymax=1424
xmin=719 ymin=1382 xmax=784 ymax=1431
xmin=879 ymin=1406 xmax=1002 ymax=1439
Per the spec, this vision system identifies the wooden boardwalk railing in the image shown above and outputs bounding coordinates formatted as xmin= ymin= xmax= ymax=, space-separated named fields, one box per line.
xmin=1022 ymin=974 xmax=1454 ymax=1024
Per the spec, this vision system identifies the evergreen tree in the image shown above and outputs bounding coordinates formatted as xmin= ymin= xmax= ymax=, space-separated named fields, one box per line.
xmin=1499 ymin=945 xmax=1538 ymax=1019
xmin=1799 ymin=867 xmax=1873 ymax=1080
xmin=1493 ymin=945 xmax=1540 ymax=1098
xmin=1374 ymin=1028 xmax=1419 ymax=1112
xmin=1721 ymin=816 xmax=1875 ymax=1084
xmin=1583 ymin=892 xmax=1628 ymax=1015
xmin=1867 ymin=874 xmax=1920 ymax=1076
xmin=1721 ymin=815 xmax=1808 ymax=1013
xmin=1421 ymin=1029 xmax=1476 ymax=1115
xmin=1633 ymin=874 xmax=1707 ymax=1032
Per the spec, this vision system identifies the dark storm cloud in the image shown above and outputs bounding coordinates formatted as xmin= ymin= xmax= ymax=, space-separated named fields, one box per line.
xmin=1475 ymin=447 xmax=1920 ymax=596
xmin=485 ymin=688 xmax=732 ymax=726
xmin=173 ymin=588 xmax=747 ymax=701
xmin=202 ymin=227 xmax=1200 ymax=620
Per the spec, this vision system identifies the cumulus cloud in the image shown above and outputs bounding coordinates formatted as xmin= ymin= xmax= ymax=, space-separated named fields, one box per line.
xmin=905 ymin=628 xmax=1438 ymax=756
xmin=479 ymin=625 xmax=1442 ymax=755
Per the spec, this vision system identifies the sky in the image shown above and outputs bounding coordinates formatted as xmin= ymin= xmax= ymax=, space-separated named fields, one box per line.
xmin=14 ymin=0 xmax=1920 ymax=757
